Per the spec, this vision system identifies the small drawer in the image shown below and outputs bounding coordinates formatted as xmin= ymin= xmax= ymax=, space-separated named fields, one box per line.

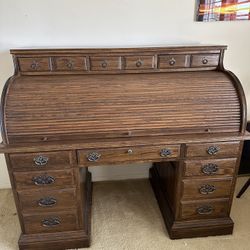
xmin=18 ymin=188 xmax=77 ymax=212
xmin=158 ymin=55 xmax=188 ymax=68
xmin=181 ymin=178 xmax=233 ymax=200
xmin=54 ymin=56 xmax=87 ymax=71
xmin=184 ymin=158 xmax=237 ymax=177
xmin=90 ymin=56 xmax=121 ymax=71
xmin=18 ymin=57 xmax=51 ymax=72
xmin=9 ymin=151 xmax=75 ymax=171
xmin=125 ymin=55 xmax=155 ymax=70
xmin=78 ymin=145 xmax=180 ymax=166
xmin=13 ymin=169 xmax=75 ymax=190
xmin=23 ymin=211 xmax=78 ymax=234
xmin=186 ymin=141 xmax=240 ymax=158
xmin=191 ymin=54 xmax=220 ymax=67
xmin=180 ymin=199 xmax=229 ymax=220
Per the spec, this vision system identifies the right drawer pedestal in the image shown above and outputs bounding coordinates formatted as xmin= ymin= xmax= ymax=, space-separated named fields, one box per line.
xmin=150 ymin=140 xmax=241 ymax=239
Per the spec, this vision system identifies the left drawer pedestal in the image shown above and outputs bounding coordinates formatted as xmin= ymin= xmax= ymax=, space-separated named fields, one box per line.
xmin=7 ymin=151 xmax=92 ymax=250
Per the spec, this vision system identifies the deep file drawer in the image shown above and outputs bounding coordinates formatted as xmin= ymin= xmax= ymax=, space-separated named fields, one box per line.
xmin=22 ymin=210 xmax=78 ymax=234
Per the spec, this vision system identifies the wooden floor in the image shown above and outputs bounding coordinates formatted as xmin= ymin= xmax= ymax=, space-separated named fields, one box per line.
xmin=0 ymin=177 xmax=249 ymax=250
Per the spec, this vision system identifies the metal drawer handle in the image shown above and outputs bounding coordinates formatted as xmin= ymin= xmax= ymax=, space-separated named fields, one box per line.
xmin=87 ymin=152 xmax=101 ymax=162
xmin=32 ymin=175 xmax=55 ymax=185
xmin=30 ymin=61 xmax=39 ymax=70
xmin=136 ymin=60 xmax=142 ymax=67
xmin=202 ymin=58 xmax=208 ymax=64
xmin=207 ymin=146 xmax=220 ymax=155
xmin=160 ymin=148 xmax=172 ymax=157
xmin=38 ymin=197 xmax=57 ymax=207
xmin=169 ymin=58 xmax=176 ymax=66
xmin=127 ymin=149 xmax=133 ymax=154
xmin=66 ymin=60 xmax=74 ymax=69
xmin=33 ymin=155 xmax=49 ymax=166
xmin=197 ymin=205 xmax=214 ymax=215
xmin=199 ymin=184 xmax=216 ymax=195
xmin=101 ymin=61 xmax=108 ymax=68
xmin=201 ymin=163 xmax=219 ymax=175
xmin=42 ymin=217 xmax=61 ymax=227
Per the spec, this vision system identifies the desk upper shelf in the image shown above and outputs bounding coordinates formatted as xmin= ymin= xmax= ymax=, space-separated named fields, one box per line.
xmin=10 ymin=45 xmax=226 ymax=75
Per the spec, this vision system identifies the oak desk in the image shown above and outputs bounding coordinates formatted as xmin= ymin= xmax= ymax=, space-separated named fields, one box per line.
xmin=0 ymin=45 xmax=248 ymax=250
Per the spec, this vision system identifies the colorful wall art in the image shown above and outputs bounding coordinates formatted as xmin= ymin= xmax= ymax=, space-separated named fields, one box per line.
xmin=196 ymin=0 xmax=250 ymax=21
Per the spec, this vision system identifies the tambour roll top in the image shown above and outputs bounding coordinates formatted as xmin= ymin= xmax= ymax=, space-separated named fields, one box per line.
xmin=1 ymin=45 xmax=246 ymax=143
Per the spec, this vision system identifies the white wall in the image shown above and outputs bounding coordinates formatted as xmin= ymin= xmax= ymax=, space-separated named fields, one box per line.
xmin=0 ymin=0 xmax=250 ymax=188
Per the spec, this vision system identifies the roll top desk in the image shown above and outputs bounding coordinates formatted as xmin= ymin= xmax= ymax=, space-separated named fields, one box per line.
xmin=0 ymin=45 xmax=248 ymax=250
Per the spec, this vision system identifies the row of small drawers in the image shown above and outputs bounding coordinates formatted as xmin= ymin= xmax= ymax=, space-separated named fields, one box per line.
xmin=17 ymin=53 xmax=220 ymax=72
xmin=10 ymin=141 xmax=240 ymax=171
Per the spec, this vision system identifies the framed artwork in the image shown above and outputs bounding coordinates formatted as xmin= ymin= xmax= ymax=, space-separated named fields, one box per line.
xmin=196 ymin=0 xmax=250 ymax=21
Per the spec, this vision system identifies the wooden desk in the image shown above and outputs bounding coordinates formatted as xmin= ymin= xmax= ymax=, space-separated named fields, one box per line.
xmin=0 ymin=45 xmax=248 ymax=250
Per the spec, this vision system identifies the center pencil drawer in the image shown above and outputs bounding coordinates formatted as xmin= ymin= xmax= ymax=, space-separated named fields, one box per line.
xmin=13 ymin=169 xmax=75 ymax=190
xmin=77 ymin=145 xmax=180 ymax=166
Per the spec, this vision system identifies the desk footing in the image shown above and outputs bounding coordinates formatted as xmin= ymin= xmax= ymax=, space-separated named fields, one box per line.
xmin=18 ymin=170 xmax=92 ymax=250
xmin=149 ymin=166 xmax=234 ymax=239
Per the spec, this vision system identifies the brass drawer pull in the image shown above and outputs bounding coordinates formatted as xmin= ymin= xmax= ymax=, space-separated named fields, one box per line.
xmin=66 ymin=60 xmax=74 ymax=69
xmin=101 ymin=61 xmax=108 ymax=68
xmin=169 ymin=58 xmax=176 ymax=66
xmin=30 ymin=61 xmax=39 ymax=70
xmin=197 ymin=205 xmax=214 ymax=215
xmin=199 ymin=184 xmax=216 ymax=195
xmin=202 ymin=58 xmax=208 ymax=64
xmin=201 ymin=163 xmax=219 ymax=175
xmin=127 ymin=149 xmax=133 ymax=154
xmin=87 ymin=152 xmax=101 ymax=162
xmin=32 ymin=175 xmax=55 ymax=185
xmin=33 ymin=155 xmax=49 ymax=166
xmin=136 ymin=60 xmax=142 ymax=67
xmin=42 ymin=217 xmax=61 ymax=227
xmin=207 ymin=146 xmax=220 ymax=155
xmin=160 ymin=148 xmax=172 ymax=157
xmin=38 ymin=197 xmax=57 ymax=207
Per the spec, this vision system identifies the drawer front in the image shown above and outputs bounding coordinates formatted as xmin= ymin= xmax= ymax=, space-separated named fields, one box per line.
xmin=10 ymin=151 xmax=75 ymax=171
xmin=181 ymin=178 xmax=233 ymax=200
xmin=184 ymin=158 xmax=237 ymax=177
xmin=90 ymin=56 xmax=121 ymax=71
xmin=125 ymin=55 xmax=155 ymax=70
xmin=191 ymin=54 xmax=220 ymax=67
xmin=78 ymin=145 xmax=180 ymax=166
xmin=158 ymin=55 xmax=188 ymax=68
xmin=186 ymin=141 xmax=241 ymax=158
xmin=23 ymin=211 xmax=78 ymax=234
xmin=14 ymin=169 xmax=75 ymax=190
xmin=180 ymin=199 xmax=229 ymax=220
xmin=54 ymin=56 xmax=87 ymax=71
xmin=18 ymin=57 xmax=51 ymax=72
xmin=18 ymin=188 xmax=77 ymax=212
